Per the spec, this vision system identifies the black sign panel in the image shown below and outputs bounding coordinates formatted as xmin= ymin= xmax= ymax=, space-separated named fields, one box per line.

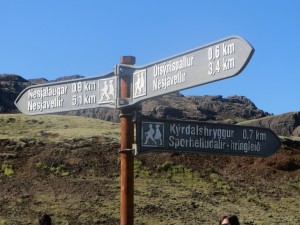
xmin=136 ymin=116 xmax=281 ymax=157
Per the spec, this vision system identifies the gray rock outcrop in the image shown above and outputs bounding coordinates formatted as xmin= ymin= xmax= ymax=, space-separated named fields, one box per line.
xmin=0 ymin=74 xmax=31 ymax=113
xmin=239 ymin=112 xmax=300 ymax=137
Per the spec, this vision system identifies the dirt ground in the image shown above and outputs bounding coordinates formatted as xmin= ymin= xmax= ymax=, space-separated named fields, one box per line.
xmin=0 ymin=136 xmax=299 ymax=224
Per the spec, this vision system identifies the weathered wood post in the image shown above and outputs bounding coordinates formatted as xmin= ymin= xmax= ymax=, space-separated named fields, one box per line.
xmin=119 ymin=56 xmax=136 ymax=225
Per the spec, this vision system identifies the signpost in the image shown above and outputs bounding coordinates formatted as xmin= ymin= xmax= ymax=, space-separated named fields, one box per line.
xmin=15 ymin=72 xmax=117 ymax=115
xmin=14 ymin=35 xmax=277 ymax=225
xmin=116 ymin=36 xmax=254 ymax=108
xmin=119 ymin=56 xmax=135 ymax=225
xmin=136 ymin=116 xmax=281 ymax=157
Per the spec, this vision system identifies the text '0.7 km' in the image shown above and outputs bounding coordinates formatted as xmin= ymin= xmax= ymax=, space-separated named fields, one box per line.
xmin=136 ymin=117 xmax=281 ymax=157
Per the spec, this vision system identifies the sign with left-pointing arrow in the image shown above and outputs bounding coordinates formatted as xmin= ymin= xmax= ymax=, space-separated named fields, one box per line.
xmin=15 ymin=72 xmax=117 ymax=115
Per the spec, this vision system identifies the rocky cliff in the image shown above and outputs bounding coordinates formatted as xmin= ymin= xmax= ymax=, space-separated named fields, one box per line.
xmin=139 ymin=93 xmax=269 ymax=122
xmin=0 ymin=74 xmax=31 ymax=113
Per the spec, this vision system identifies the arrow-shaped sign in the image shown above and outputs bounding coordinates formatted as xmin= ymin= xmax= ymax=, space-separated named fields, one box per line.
xmin=15 ymin=35 xmax=254 ymax=114
xmin=136 ymin=116 xmax=281 ymax=157
xmin=15 ymin=72 xmax=117 ymax=115
xmin=116 ymin=36 xmax=254 ymax=108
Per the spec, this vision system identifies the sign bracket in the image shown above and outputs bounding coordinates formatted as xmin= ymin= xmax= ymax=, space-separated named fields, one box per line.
xmin=117 ymin=98 xmax=132 ymax=107
xmin=118 ymin=148 xmax=135 ymax=154
xmin=114 ymin=64 xmax=136 ymax=108
xmin=114 ymin=64 xmax=136 ymax=77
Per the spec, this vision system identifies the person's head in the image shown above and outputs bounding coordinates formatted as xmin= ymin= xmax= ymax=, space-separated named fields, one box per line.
xmin=38 ymin=212 xmax=52 ymax=225
xmin=219 ymin=214 xmax=240 ymax=225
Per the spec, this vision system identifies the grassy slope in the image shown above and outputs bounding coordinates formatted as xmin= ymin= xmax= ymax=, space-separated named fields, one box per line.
xmin=0 ymin=114 xmax=299 ymax=224
xmin=0 ymin=114 xmax=120 ymax=141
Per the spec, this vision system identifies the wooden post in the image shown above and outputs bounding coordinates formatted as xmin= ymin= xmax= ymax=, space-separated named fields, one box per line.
xmin=119 ymin=56 xmax=136 ymax=225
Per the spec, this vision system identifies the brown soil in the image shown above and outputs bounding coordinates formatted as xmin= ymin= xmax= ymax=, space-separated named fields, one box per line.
xmin=0 ymin=136 xmax=299 ymax=224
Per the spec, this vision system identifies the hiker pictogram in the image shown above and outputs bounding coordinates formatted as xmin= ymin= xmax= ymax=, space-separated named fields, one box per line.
xmin=98 ymin=78 xmax=115 ymax=103
xmin=142 ymin=122 xmax=164 ymax=147
xmin=133 ymin=70 xmax=146 ymax=98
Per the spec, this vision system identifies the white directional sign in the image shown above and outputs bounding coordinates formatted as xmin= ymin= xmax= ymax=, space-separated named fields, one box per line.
xmin=116 ymin=36 xmax=254 ymax=108
xmin=15 ymin=35 xmax=254 ymax=113
xmin=136 ymin=116 xmax=281 ymax=157
xmin=15 ymin=72 xmax=117 ymax=115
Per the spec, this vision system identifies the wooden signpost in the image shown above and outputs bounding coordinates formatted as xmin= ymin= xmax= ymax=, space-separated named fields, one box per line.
xmin=15 ymin=36 xmax=280 ymax=225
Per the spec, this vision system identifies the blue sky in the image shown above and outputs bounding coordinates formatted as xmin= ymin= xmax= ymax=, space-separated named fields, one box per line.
xmin=1 ymin=1 xmax=299 ymax=115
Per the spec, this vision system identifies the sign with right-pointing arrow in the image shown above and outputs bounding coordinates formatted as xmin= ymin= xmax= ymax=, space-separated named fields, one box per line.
xmin=136 ymin=116 xmax=281 ymax=157
xmin=117 ymin=36 xmax=254 ymax=108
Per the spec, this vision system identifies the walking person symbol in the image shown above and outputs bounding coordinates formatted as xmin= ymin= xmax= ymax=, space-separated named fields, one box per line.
xmin=139 ymin=72 xmax=145 ymax=94
xmin=144 ymin=124 xmax=155 ymax=145
xmin=154 ymin=124 xmax=162 ymax=145
xmin=134 ymin=73 xmax=141 ymax=96
xmin=100 ymin=81 xmax=109 ymax=101
xmin=134 ymin=71 xmax=145 ymax=97
xmin=144 ymin=123 xmax=163 ymax=146
xmin=108 ymin=80 xmax=115 ymax=99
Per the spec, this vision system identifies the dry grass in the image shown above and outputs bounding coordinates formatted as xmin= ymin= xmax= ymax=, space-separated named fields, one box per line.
xmin=0 ymin=114 xmax=120 ymax=141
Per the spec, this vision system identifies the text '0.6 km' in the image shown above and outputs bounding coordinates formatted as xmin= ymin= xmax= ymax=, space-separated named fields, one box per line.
xmin=15 ymin=36 xmax=254 ymax=114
